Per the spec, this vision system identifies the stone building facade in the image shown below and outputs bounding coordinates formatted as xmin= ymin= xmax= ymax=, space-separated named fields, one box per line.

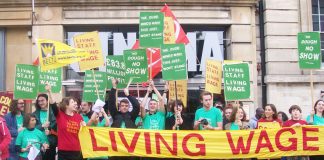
xmin=0 ymin=0 xmax=321 ymax=117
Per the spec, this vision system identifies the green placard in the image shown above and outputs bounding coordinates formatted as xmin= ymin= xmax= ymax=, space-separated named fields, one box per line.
xmin=161 ymin=44 xmax=188 ymax=80
xmin=298 ymin=32 xmax=322 ymax=69
xmin=38 ymin=68 xmax=62 ymax=93
xmin=139 ymin=12 xmax=164 ymax=48
xmin=106 ymin=55 xmax=129 ymax=89
xmin=14 ymin=64 xmax=39 ymax=99
xmin=82 ymin=70 xmax=107 ymax=102
xmin=223 ymin=63 xmax=250 ymax=101
xmin=124 ymin=49 xmax=148 ymax=83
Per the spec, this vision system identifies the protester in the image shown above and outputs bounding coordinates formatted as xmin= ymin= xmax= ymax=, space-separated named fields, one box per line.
xmin=214 ymin=100 xmax=224 ymax=114
xmin=222 ymin=106 xmax=233 ymax=130
xmin=165 ymin=100 xmax=191 ymax=130
xmin=33 ymin=93 xmax=57 ymax=160
xmin=249 ymin=107 xmax=264 ymax=129
xmin=80 ymin=101 xmax=94 ymax=125
xmin=5 ymin=99 xmax=25 ymax=160
xmin=225 ymin=106 xmax=249 ymax=130
xmin=278 ymin=111 xmax=288 ymax=125
xmin=283 ymin=105 xmax=307 ymax=127
xmin=0 ymin=115 xmax=11 ymax=160
xmin=87 ymin=108 xmax=110 ymax=127
xmin=307 ymin=99 xmax=324 ymax=125
xmin=104 ymin=79 xmax=140 ymax=128
xmin=141 ymin=80 xmax=166 ymax=130
xmin=47 ymin=85 xmax=85 ymax=160
xmin=194 ymin=91 xmax=222 ymax=130
xmin=257 ymin=104 xmax=282 ymax=128
xmin=15 ymin=114 xmax=48 ymax=160
xmin=135 ymin=111 xmax=143 ymax=129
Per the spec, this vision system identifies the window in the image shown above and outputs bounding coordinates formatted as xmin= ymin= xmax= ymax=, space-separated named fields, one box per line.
xmin=0 ymin=29 xmax=5 ymax=91
xmin=312 ymin=0 xmax=324 ymax=62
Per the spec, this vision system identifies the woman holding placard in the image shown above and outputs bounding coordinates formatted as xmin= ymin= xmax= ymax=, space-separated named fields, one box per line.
xmin=257 ymin=104 xmax=282 ymax=129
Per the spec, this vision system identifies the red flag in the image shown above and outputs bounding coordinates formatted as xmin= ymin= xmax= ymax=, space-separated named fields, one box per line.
xmin=33 ymin=57 xmax=39 ymax=66
xmin=132 ymin=40 xmax=162 ymax=80
xmin=160 ymin=4 xmax=189 ymax=44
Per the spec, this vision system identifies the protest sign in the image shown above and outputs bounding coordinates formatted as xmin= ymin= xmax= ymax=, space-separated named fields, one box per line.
xmin=79 ymin=126 xmax=324 ymax=159
xmin=123 ymin=49 xmax=148 ymax=83
xmin=82 ymin=70 xmax=107 ymax=102
xmin=106 ymin=55 xmax=128 ymax=89
xmin=139 ymin=12 xmax=164 ymax=48
xmin=73 ymin=31 xmax=105 ymax=71
xmin=205 ymin=59 xmax=222 ymax=94
xmin=298 ymin=32 xmax=321 ymax=69
xmin=161 ymin=44 xmax=187 ymax=80
xmin=38 ymin=68 xmax=62 ymax=93
xmin=168 ymin=80 xmax=187 ymax=107
xmin=14 ymin=64 xmax=39 ymax=99
xmin=223 ymin=63 xmax=250 ymax=100
xmin=0 ymin=92 xmax=13 ymax=116
xmin=37 ymin=39 xmax=90 ymax=71
xmin=163 ymin=17 xmax=176 ymax=44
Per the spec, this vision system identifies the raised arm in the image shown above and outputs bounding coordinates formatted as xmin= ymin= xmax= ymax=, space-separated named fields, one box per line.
xmin=107 ymin=79 xmax=118 ymax=119
xmin=150 ymin=80 xmax=165 ymax=113
xmin=125 ymin=87 xmax=140 ymax=120
xmin=46 ymin=84 xmax=59 ymax=117
xmin=141 ymin=86 xmax=152 ymax=118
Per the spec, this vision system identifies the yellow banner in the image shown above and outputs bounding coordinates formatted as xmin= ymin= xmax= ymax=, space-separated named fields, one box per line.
xmin=79 ymin=126 xmax=324 ymax=159
xmin=163 ymin=17 xmax=176 ymax=44
xmin=205 ymin=59 xmax=222 ymax=94
xmin=37 ymin=39 xmax=90 ymax=71
xmin=73 ymin=31 xmax=105 ymax=71
xmin=168 ymin=80 xmax=187 ymax=107
xmin=258 ymin=122 xmax=281 ymax=130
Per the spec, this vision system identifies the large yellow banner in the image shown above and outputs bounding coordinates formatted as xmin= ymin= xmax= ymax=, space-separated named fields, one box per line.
xmin=205 ymin=59 xmax=222 ymax=94
xmin=168 ymin=80 xmax=187 ymax=107
xmin=37 ymin=39 xmax=90 ymax=71
xmin=79 ymin=126 xmax=324 ymax=159
xmin=73 ymin=31 xmax=105 ymax=71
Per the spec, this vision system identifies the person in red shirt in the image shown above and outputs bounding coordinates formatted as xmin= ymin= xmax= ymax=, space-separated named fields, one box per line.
xmin=46 ymin=85 xmax=85 ymax=160
xmin=257 ymin=104 xmax=282 ymax=128
xmin=283 ymin=105 xmax=307 ymax=127
xmin=0 ymin=116 xmax=11 ymax=160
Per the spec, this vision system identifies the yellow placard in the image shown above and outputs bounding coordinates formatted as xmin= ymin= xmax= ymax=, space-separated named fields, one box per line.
xmin=258 ymin=122 xmax=281 ymax=130
xmin=168 ymin=80 xmax=187 ymax=107
xmin=37 ymin=39 xmax=90 ymax=71
xmin=205 ymin=59 xmax=222 ymax=94
xmin=163 ymin=17 xmax=176 ymax=44
xmin=73 ymin=31 xmax=105 ymax=71
xmin=79 ymin=126 xmax=324 ymax=159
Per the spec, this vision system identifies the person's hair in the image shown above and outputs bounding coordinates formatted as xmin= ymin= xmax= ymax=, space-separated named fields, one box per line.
xmin=262 ymin=104 xmax=278 ymax=120
xmin=9 ymin=99 xmax=22 ymax=115
xmin=120 ymin=99 xmax=129 ymax=105
xmin=170 ymin=100 xmax=184 ymax=113
xmin=229 ymin=106 xmax=246 ymax=122
xmin=23 ymin=113 xmax=36 ymax=128
xmin=35 ymin=94 xmax=48 ymax=110
xmin=289 ymin=105 xmax=302 ymax=114
xmin=85 ymin=102 xmax=93 ymax=106
xmin=314 ymin=99 xmax=324 ymax=117
xmin=200 ymin=91 xmax=212 ymax=100
xmin=278 ymin=111 xmax=288 ymax=122
xmin=58 ymin=97 xmax=77 ymax=113
xmin=167 ymin=99 xmax=175 ymax=112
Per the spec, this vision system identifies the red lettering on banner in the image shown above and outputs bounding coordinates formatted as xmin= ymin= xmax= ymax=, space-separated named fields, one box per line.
xmin=302 ymin=127 xmax=319 ymax=151
xmin=109 ymin=131 xmax=118 ymax=151
xmin=226 ymin=131 xmax=254 ymax=154
xmin=155 ymin=133 xmax=177 ymax=156
xmin=89 ymin=129 xmax=108 ymax=151
xmin=144 ymin=132 xmax=152 ymax=154
xmin=118 ymin=131 xmax=140 ymax=153
xmin=275 ymin=128 xmax=297 ymax=151
xmin=182 ymin=133 xmax=206 ymax=156
xmin=255 ymin=130 xmax=274 ymax=153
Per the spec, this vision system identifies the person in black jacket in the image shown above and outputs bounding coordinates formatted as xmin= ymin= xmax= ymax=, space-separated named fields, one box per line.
xmin=104 ymin=78 xmax=140 ymax=129
xmin=165 ymin=100 xmax=191 ymax=130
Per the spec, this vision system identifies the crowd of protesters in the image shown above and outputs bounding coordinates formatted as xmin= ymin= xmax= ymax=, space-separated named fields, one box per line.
xmin=0 ymin=79 xmax=323 ymax=160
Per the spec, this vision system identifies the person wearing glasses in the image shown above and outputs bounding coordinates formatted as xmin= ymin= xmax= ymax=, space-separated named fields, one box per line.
xmin=5 ymin=99 xmax=25 ymax=160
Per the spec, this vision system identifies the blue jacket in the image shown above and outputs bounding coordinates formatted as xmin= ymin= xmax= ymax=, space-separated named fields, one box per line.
xmin=4 ymin=112 xmax=21 ymax=157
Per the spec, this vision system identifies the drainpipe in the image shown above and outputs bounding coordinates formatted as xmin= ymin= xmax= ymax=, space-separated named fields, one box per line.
xmin=259 ymin=0 xmax=267 ymax=107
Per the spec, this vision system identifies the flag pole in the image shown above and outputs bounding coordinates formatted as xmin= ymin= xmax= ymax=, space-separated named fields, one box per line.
xmin=91 ymin=69 xmax=100 ymax=100
xmin=310 ymin=70 xmax=314 ymax=109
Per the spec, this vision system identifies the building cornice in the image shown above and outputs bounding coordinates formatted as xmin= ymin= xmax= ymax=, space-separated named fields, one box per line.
xmin=0 ymin=0 xmax=258 ymax=7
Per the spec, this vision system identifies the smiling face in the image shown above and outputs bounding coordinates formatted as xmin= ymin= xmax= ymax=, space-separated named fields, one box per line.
xmin=37 ymin=96 xmax=48 ymax=110
xmin=237 ymin=108 xmax=244 ymax=121
xmin=315 ymin=100 xmax=324 ymax=114
xmin=17 ymin=99 xmax=25 ymax=112
xmin=264 ymin=105 xmax=274 ymax=119
xmin=149 ymin=100 xmax=158 ymax=113
xmin=67 ymin=99 xmax=78 ymax=112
